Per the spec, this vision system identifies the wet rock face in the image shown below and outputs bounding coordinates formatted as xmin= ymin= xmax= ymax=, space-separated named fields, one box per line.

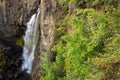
xmin=0 ymin=0 xmax=40 ymax=45
xmin=0 ymin=0 xmax=40 ymax=80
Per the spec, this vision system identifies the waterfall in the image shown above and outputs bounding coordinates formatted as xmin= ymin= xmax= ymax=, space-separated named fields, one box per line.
xmin=22 ymin=9 xmax=40 ymax=73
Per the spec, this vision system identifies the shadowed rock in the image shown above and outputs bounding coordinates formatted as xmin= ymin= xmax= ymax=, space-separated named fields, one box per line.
xmin=14 ymin=69 xmax=32 ymax=80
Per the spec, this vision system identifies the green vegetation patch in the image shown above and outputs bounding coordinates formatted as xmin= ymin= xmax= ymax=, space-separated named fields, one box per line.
xmin=16 ymin=38 xmax=24 ymax=47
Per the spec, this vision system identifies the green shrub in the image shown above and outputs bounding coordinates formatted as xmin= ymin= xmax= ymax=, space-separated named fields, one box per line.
xmin=41 ymin=9 xmax=108 ymax=80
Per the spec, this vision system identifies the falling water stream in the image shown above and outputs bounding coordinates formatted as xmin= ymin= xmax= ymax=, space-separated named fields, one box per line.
xmin=22 ymin=9 xmax=40 ymax=73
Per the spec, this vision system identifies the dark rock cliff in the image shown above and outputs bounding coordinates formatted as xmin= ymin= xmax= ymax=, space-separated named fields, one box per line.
xmin=0 ymin=0 xmax=58 ymax=79
xmin=0 ymin=0 xmax=40 ymax=80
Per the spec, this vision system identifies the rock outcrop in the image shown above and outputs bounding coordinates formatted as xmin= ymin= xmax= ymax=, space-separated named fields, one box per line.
xmin=32 ymin=0 xmax=56 ymax=79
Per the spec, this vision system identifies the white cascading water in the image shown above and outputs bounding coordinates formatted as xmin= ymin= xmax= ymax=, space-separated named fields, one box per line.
xmin=22 ymin=9 xmax=40 ymax=73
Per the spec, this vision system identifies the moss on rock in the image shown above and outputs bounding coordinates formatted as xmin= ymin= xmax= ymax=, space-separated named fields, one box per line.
xmin=16 ymin=38 xmax=24 ymax=47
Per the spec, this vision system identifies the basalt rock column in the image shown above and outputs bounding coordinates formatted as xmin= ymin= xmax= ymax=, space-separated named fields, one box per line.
xmin=32 ymin=0 xmax=57 ymax=79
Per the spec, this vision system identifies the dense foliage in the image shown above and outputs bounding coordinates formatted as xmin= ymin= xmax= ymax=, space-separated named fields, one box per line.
xmin=41 ymin=0 xmax=120 ymax=80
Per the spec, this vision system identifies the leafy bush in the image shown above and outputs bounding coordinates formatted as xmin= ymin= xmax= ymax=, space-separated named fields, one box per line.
xmin=61 ymin=9 xmax=108 ymax=79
